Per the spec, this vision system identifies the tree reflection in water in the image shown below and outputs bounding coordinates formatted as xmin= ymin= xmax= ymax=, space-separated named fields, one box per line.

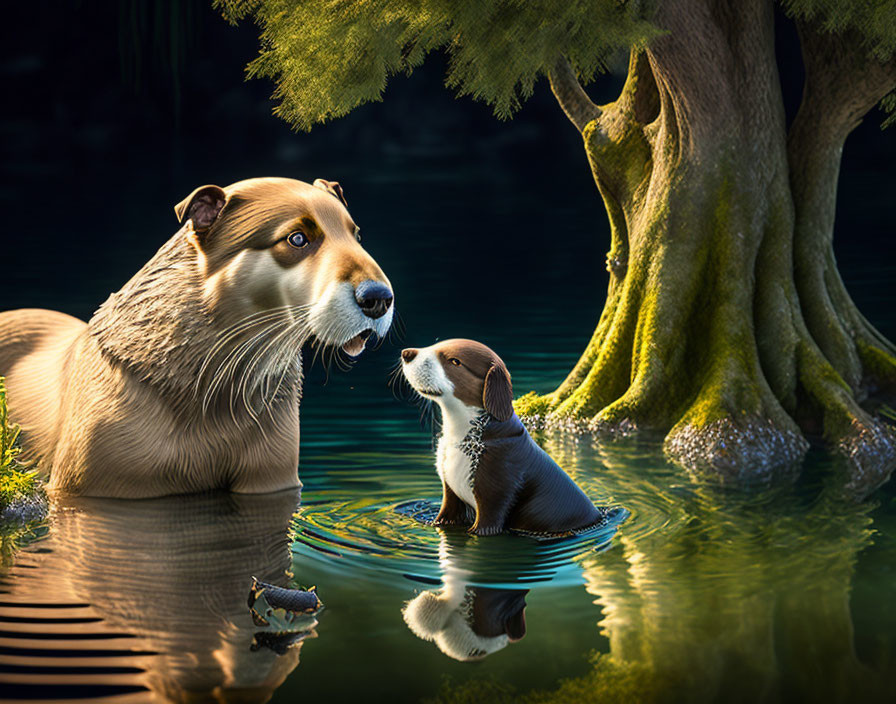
xmin=431 ymin=436 xmax=896 ymax=704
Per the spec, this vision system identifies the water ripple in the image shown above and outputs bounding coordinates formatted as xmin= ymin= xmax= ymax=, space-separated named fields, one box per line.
xmin=291 ymin=452 xmax=630 ymax=589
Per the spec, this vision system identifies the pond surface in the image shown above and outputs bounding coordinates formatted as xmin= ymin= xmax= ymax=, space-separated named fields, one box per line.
xmin=2 ymin=140 xmax=896 ymax=702
xmin=2 ymin=315 xmax=896 ymax=703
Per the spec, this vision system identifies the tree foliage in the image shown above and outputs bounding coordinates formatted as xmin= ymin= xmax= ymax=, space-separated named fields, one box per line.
xmin=780 ymin=0 xmax=896 ymax=61
xmin=216 ymin=0 xmax=658 ymax=129
xmin=219 ymin=0 xmax=896 ymax=131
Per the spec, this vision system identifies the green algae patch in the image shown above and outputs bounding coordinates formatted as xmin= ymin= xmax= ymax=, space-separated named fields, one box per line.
xmin=0 ymin=376 xmax=48 ymax=565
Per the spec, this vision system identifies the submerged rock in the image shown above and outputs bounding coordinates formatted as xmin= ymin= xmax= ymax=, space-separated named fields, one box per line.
xmin=0 ymin=490 xmax=48 ymax=527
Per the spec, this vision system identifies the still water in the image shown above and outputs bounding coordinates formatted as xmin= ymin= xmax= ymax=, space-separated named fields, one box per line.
xmin=2 ymin=329 xmax=896 ymax=703
xmin=2 ymin=152 xmax=896 ymax=703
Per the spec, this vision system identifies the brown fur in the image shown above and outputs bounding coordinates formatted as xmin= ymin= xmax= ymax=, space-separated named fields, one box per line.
xmin=0 ymin=177 xmax=392 ymax=498
xmin=401 ymin=339 xmax=600 ymax=536
xmin=408 ymin=339 xmax=513 ymax=420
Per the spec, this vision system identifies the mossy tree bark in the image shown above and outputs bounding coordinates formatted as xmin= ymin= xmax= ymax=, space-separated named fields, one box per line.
xmin=515 ymin=0 xmax=896 ymax=497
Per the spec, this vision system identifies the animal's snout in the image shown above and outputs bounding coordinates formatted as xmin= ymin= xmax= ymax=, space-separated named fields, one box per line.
xmin=355 ymin=280 xmax=393 ymax=319
xmin=401 ymin=348 xmax=418 ymax=363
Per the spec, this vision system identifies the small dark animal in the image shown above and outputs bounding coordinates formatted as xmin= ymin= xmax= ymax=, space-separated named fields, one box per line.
xmin=248 ymin=576 xmax=322 ymax=626
xmin=400 ymin=339 xmax=601 ymax=536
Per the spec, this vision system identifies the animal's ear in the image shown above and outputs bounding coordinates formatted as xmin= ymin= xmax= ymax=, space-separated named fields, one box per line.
xmin=483 ymin=362 xmax=513 ymax=422
xmin=313 ymin=178 xmax=348 ymax=208
xmin=174 ymin=185 xmax=227 ymax=233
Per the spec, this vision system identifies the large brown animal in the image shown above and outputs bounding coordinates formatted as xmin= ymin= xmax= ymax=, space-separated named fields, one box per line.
xmin=0 ymin=177 xmax=393 ymax=498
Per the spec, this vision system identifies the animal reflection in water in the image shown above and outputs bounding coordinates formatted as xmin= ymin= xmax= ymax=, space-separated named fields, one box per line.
xmin=402 ymin=531 xmax=530 ymax=661
xmin=0 ymin=488 xmax=311 ymax=703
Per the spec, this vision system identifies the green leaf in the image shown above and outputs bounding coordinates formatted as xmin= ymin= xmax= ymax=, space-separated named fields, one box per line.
xmin=216 ymin=0 xmax=658 ymax=130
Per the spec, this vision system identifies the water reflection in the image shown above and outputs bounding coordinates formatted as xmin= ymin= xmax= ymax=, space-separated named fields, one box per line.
xmin=402 ymin=531 xmax=531 ymax=661
xmin=429 ymin=438 xmax=895 ymax=703
xmin=0 ymin=488 xmax=310 ymax=703
xmin=576 ymin=478 xmax=882 ymax=703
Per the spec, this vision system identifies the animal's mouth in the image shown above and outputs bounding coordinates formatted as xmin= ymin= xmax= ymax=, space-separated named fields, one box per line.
xmin=341 ymin=329 xmax=372 ymax=357
xmin=400 ymin=361 xmax=444 ymax=397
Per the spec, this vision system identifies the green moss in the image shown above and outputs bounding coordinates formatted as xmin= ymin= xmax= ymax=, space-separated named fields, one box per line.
xmin=514 ymin=97 xmax=891 ymax=484
xmin=584 ymin=114 xmax=651 ymax=199
xmin=513 ymin=391 xmax=554 ymax=417
xmin=796 ymin=341 xmax=857 ymax=440
xmin=0 ymin=468 xmax=38 ymax=508
xmin=555 ymin=285 xmax=639 ymax=419
xmin=857 ymin=340 xmax=896 ymax=390
xmin=546 ymin=292 xmax=621 ymax=411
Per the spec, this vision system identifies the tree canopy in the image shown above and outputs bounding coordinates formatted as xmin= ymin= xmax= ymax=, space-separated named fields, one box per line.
xmin=216 ymin=0 xmax=655 ymax=128
xmin=218 ymin=0 xmax=896 ymax=131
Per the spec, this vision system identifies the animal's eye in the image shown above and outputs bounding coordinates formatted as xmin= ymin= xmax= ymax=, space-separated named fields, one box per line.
xmin=286 ymin=231 xmax=308 ymax=248
xmin=449 ymin=358 xmax=461 ymax=366
xmin=354 ymin=227 xmax=361 ymax=243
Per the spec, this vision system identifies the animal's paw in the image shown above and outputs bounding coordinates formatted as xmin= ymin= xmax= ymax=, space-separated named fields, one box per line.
xmin=469 ymin=523 xmax=502 ymax=537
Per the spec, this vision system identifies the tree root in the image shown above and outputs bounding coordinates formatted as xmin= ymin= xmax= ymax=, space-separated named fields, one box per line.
xmin=664 ymin=417 xmax=808 ymax=484
xmin=515 ymin=318 xmax=896 ymax=498
xmin=796 ymin=340 xmax=896 ymax=499
xmin=837 ymin=418 xmax=896 ymax=500
xmin=857 ymin=340 xmax=896 ymax=398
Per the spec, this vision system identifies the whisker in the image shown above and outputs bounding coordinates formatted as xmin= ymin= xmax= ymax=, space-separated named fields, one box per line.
xmin=238 ymin=318 xmax=304 ymax=426
xmin=195 ymin=318 xmax=279 ymax=397
xmin=225 ymin=327 xmax=287 ymax=423
xmin=388 ymin=362 xmax=413 ymax=403
xmin=391 ymin=309 xmax=407 ymax=344
xmin=238 ymin=310 xmax=310 ymax=407
xmin=208 ymin=315 xmax=298 ymax=417
xmin=243 ymin=308 xmax=312 ymax=414
xmin=262 ymin=320 xmax=305 ymax=403
xmin=309 ymin=337 xmax=325 ymax=375
xmin=206 ymin=327 xmax=273 ymax=415
xmin=195 ymin=305 xmax=302 ymax=398
xmin=198 ymin=303 xmax=315 ymax=416
xmin=265 ymin=331 xmax=308 ymax=416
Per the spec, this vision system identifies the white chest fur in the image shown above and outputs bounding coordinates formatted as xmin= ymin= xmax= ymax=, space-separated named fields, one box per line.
xmin=435 ymin=402 xmax=481 ymax=508
xmin=437 ymin=437 xmax=476 ymax=507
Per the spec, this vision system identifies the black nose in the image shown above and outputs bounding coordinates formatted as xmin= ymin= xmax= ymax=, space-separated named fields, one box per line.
xmin=355 ymin=280 xmax=393 ymax=319
xmin=401 ymin=348 xmax=417 ymax=363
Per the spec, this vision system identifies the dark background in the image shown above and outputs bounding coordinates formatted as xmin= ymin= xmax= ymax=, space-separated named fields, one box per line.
xmin=1 ymin=1 xmax=894 ymax=382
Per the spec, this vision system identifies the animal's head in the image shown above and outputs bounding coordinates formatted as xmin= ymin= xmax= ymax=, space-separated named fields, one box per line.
xmin=399 ymin=339 xmax=513 ymax=421
xmin=175 ymin=177 xmax=393 ymax=356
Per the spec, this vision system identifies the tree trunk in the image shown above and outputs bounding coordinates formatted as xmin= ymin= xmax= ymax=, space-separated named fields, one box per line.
xmin=516 ymin=0 xmax=896 ymax=497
